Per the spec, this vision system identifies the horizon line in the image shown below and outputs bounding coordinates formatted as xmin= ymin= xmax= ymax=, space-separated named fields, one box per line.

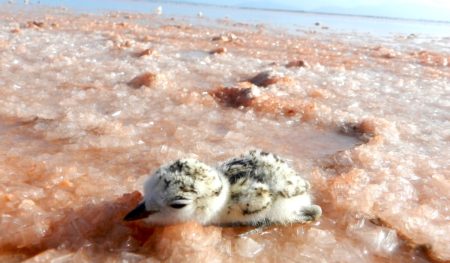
xmin=144 ymin=0 xmax=450 ymax=24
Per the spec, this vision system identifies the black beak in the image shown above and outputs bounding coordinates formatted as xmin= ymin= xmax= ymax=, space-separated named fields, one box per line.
xmin=123 ymin=202 xmax=157 ymax=221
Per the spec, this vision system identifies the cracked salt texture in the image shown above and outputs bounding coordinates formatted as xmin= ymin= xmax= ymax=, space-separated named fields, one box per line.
xmin=0 ymin=5 xmax=448 ymax=263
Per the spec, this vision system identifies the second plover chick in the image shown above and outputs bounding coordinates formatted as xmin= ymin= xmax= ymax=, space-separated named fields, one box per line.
xmin=216 ymin=150 xmax=321 ymax=226
xmin=124 ymin=151 xmax=321 ymax=226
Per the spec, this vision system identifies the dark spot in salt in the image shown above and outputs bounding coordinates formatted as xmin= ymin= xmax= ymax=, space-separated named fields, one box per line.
xmin=209 ymin=86 xmax=255 ymax=108
xmin=247 ymin=71 xmax=278 ymax=87
xmin=286 ymin=60 xmax=308 ymax=68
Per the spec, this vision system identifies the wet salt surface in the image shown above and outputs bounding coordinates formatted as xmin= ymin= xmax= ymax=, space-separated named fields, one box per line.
xmin=0 ymin=6 xmax=449 ymax=263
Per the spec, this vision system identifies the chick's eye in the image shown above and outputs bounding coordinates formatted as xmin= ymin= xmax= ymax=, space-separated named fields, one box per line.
xmin=170 ymin=203 xmax=187 ymax=209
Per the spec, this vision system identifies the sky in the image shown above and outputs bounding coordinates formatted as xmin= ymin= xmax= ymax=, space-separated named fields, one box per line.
xmin=174 ymin=0 xmax=450 ymax=21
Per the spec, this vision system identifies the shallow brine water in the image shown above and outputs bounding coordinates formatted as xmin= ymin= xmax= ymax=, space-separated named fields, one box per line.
xmin=0 ymin=4 xmax=449 ymax=263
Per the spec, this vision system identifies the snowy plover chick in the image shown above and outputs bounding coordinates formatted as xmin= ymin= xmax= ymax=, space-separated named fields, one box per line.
xmin=216 ymin=150 xmax=321 ymax=226
xmin=124 ymin=158 xmax=229 ymax=225
xmin=124 ymin=151 xmax=321 ymax=226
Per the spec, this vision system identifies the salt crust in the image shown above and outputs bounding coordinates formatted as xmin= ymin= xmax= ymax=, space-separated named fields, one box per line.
xmin=0 ymin=6 xmax=448 ymax=263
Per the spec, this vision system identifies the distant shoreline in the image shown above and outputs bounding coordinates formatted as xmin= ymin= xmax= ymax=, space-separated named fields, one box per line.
xmin=144 ymin=0 xmax=450 ymax=24
xmin=5 ymin=0 xmax=450 ymax=36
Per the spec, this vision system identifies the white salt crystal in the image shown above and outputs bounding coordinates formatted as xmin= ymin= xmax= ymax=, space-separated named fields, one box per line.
xmin=235 ymin=237 xmax=264 ymax=258
xmin=119 ymin=252 xmax=146 ymax=263
xmin=347 ymin=217 xmax=400 ymax=257
xmin=111 ymin=110 xmax=121 ymax=117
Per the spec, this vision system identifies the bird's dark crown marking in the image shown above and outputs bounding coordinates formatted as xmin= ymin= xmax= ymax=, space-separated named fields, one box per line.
xmin=225 ymin=159 xmax=268 ymax=184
